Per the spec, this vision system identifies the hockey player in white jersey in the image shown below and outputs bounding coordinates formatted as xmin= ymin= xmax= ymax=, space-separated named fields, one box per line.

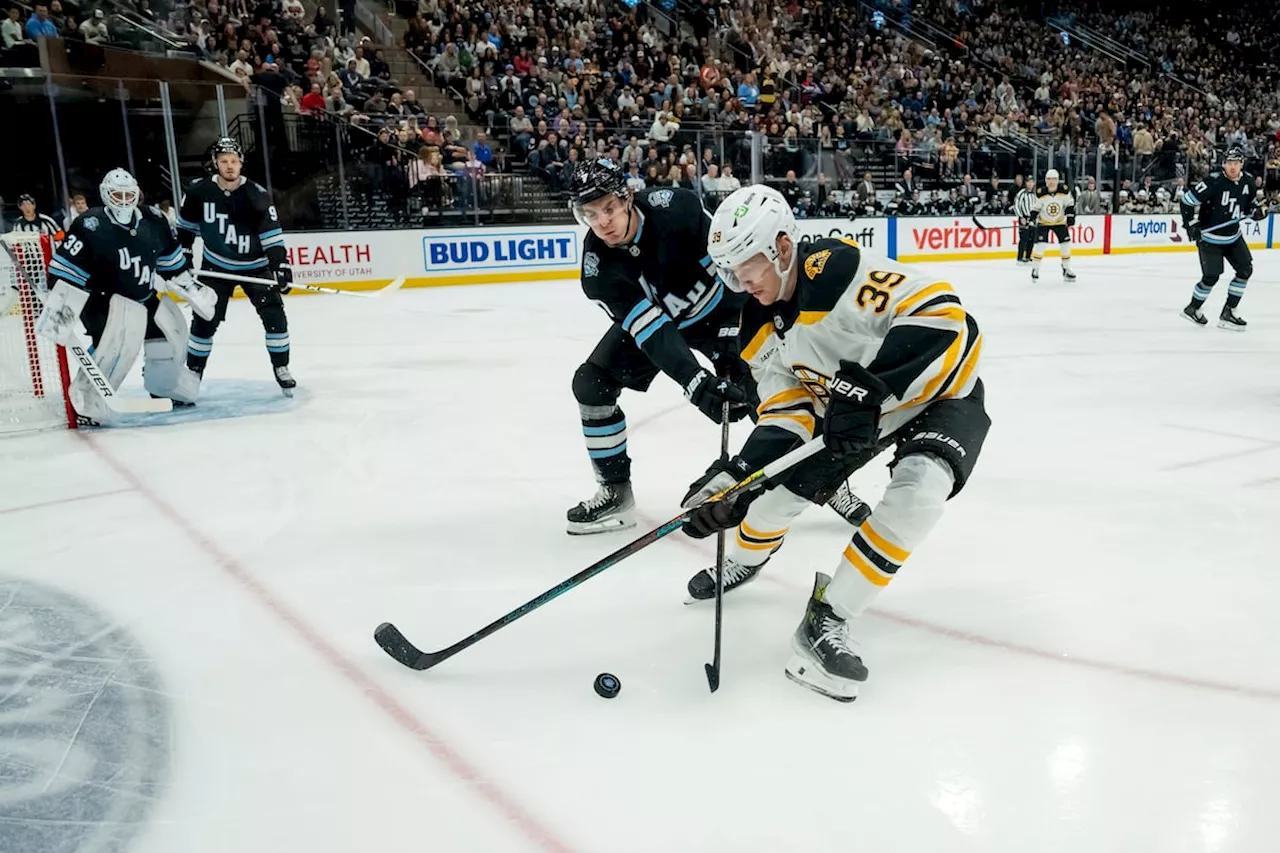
xmin=682 ymin=185 xmax=991 ymax=702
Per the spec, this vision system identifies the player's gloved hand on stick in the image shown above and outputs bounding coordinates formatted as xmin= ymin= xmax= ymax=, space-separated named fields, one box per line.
xmin=822 ymin=360 xmax=890 ymax=457
xmin=681 ymin=455 xmax=753 ymax=508
xmin=272 ymin=263 xmax=293 ymax=295
xmin=1066 ymin=214 xmax=1076 ymax=227
xmin=684 ymin=368 xmax=751 ymax=424
xmin=1252 ymin=206 xmax=1267 ymax=221
xmin=1185 ymin=222 xmax=1201 ymax=243
xmin=681 ymin=456 xmax=761 ymax=539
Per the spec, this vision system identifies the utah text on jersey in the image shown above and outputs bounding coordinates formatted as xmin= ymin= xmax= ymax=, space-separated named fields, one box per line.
xmin=740 ymin=238 xmax=982 ymax=444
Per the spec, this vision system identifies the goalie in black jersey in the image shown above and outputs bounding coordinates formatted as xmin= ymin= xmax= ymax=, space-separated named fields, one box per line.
xmin=177 ymin=137 xmax=296 ymax=394
xmin=1180 ymin=147 xmax=1267 ymax=330
xmin=565 ymin=159 xmax=870 ymax=535
xmin=32 ymin=168 xmax=218 ymax=424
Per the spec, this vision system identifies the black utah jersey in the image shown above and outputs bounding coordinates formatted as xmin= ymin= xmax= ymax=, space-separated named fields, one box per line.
xmin=1181 ymin=171 xmax=1258 ymax=245
xmin=581 ymin=186 xmax=744 ymax=386
xmin=48 ymin=206 xmax=189 ymax=303
xmin=177 ymin=176 xmax=287 ymax=273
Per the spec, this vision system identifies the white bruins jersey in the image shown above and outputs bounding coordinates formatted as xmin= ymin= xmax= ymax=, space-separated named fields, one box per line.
xmin=1034 ymin=182 xmax=1074 ymax=226
xmin=738 ymin=238 xmax=982 ymax=451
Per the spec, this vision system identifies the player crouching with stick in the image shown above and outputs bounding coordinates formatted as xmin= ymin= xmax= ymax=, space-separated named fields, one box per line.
xmin=679 ymin=185 xmax=992 ymax=702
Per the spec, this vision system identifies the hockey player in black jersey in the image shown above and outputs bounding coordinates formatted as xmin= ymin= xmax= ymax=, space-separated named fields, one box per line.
xmin=177 ymin=137 xmax=296 ymax=393
xmin=33 ymin=168 xmax=218 ymax=424
xmin=565 ymin=158 xmax=755 ymax=534
xmin=1180 ymin=147 xmax=1267 ymax=330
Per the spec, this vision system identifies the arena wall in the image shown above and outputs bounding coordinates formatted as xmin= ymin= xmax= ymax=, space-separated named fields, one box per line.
xmin=254 ymin=214 xmax=1277 ymax=293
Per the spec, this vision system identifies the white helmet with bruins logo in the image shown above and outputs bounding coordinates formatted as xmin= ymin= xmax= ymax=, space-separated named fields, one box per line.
xmin=707 ymin=185 xmax=797 ymax=292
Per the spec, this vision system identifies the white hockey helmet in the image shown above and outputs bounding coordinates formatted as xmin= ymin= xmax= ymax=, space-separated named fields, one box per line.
xmin=707 ymin=185 xmax=798 ymax=292
xmin=100 ymin=168 xmax=140 ymax=225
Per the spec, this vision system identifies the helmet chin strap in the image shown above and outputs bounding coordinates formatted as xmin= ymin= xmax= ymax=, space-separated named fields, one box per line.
xmin=774 ymin=237 xmax=799 ymax=301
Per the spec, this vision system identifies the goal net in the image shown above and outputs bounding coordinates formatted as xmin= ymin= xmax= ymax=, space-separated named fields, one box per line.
xmin=0 ymin=232 xmax=75 ymax=433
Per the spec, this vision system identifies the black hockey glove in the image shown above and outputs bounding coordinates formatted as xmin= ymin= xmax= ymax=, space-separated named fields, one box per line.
xmin=1252 ymin=206 xmax=1267 ymax=221
xmin=1066 ymin=213 xmax=1076 ymax=227
xmin=681 ymin=456 xmax=757 ymax=538
xmin=684 ymin=368 xmax=751 ymax=424
xmin=822 ymin=360 xmax=891 ymax=457
xmin=272 ymin=263 xmax=293 ymax=295
xmin=1185 ymin=222 xmax=1201 ymax=243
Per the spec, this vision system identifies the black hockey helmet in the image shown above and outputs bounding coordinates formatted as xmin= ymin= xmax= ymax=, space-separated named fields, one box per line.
xmin=568 ymin=157 xmax=629 ymax=214
xmin=209 ymin=136 xmax=243 ymax=168
xmin=1224 ymin=146 xmax=1246 ymax=164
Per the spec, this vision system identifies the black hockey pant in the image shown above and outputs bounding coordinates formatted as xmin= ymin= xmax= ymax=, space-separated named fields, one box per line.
xmin=187 ymin=273 xmax=290 ymax=373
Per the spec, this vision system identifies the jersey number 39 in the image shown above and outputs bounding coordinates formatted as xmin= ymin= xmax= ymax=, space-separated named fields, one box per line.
xmin=856 ymin=270 xmax=907 ymax=313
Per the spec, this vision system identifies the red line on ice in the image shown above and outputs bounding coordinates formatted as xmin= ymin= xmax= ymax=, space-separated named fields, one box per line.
xmin=0 ymin=487 xmax=135 ymax=515
xmin=78 ymin=432 xmax=577 ymax=853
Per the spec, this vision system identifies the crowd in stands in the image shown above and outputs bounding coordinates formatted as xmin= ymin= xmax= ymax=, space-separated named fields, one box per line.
xmin=8 ymin=0 xmax=1278 ymax=222
xmin=397 ymin=0 xmax=1279 ymax=217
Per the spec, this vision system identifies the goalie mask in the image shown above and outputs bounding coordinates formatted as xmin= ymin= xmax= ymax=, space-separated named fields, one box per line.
xmin=100 ymin=168 xmax=140 ymax=225
xmin=707 ymin=185 xmax=798 ymax=295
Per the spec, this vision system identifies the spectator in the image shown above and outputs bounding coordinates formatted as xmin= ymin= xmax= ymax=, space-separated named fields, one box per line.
xmin=79 ymin=9 xmax=108 ymax=44
xmin=1076 ymin=177 xmax=1104 ymax=214
xmin=3 ymin=7 xmax=28 ymax=48
xmin=25 ymin=3 xmax=58 ymax=38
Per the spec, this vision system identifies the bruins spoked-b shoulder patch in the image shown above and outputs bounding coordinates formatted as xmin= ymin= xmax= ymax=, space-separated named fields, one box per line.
xmin=804 ymin=249 xmax=832 ymax=280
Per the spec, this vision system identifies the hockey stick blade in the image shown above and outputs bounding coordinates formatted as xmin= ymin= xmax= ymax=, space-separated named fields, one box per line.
xmin=373 ymin=436 xmax=830 ymax=673
xmin=374 ymin=621 xmax=436 ymax=669
xmin=971 ymin=216 xmax=1018 ymax=231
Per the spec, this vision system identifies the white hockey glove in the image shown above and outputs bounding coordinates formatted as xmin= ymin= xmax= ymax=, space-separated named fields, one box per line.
xmin=34 ymin=280 xmax=89 ymax=345
xmin=161 ymin=270 xmax=218 ymax=320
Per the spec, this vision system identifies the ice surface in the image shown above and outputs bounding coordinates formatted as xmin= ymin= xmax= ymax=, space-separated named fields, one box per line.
xmin=2 ymin=251 xmax=1279 ymax=852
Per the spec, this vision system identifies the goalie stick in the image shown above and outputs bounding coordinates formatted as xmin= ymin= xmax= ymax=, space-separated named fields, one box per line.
xmin=196 ymin=268 xmax=406 ymax=299
xmin=374 ymin=435 xmax=830 ymax=672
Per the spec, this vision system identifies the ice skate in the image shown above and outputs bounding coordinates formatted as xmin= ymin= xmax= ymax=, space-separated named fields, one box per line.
xmin=1062 ymin=267 xmax=1077 ymax=280
xmin=783 ymin=573 xmax=868 ymax=702
xmin=685 ymin=554 xmax=771 ymax=603
xmin=1218 ymin=306 xmax=1246 ymax=331
xmin=566 ymin=481 xmax=635 ymax=535
xmin=1181 ymin=304 xmax=1207 ymax=326
xmin=274 ymin=365 xmax=297 ymax=396
xmin=826 ymin=480 xmax=871 ymax=526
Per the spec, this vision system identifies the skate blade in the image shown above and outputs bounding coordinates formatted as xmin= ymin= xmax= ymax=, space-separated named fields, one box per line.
xmin=784 ymin=650 xmax=863 ymax=703
xmin=566 ymin=513 xmax=636 ymax=536
xmin=1217 ymin=321 xmax=1246 ymax=331
xmin=279 ymin=386 xmax=295 ymax=397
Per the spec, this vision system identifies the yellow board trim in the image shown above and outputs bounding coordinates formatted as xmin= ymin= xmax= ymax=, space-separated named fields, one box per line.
xmin=1109 ymin=243 xmax=1267 ymax=254
xmin=843 ymin=544 xmax=891 ymax=587
xmin=895 ymin=247 xmax=1106 ymax=262
xmin=230 ymin=268 xmax=579 ymax=297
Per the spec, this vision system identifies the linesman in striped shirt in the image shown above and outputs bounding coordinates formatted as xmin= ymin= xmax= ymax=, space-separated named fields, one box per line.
xmin=8 ymin=194 xmax=64 ymax=241
xmin=1014 ymin=178 xmax=1036 ymax=264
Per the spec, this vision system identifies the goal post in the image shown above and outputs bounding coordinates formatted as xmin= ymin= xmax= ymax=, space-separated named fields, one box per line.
xmin=0 ymin=232 xmax=76 ymax=433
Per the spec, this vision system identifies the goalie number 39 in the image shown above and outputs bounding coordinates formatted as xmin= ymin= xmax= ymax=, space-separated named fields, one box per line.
xmin=855 ymin=270 xmax=907 ymax=313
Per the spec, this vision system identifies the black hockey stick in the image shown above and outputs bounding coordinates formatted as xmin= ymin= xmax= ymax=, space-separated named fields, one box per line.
xmin=374 ymin=436 xmax=829 ymax=672
xmin=704 ymin=396 xmax=732 ymax=693
xmin=971 ymin=216 xmax=1021 ymax=231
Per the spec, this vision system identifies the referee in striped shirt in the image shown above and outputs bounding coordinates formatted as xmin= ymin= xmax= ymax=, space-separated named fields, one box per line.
xmin=1014 ymin=178 xmax=1036 ymax=264
xmin=7 ymin=194 xmax=64 ymax=241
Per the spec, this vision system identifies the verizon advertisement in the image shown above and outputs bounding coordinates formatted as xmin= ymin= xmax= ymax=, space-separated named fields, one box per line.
xmin=895 ymin=215 xmax=1107 ymax=261
xmin=1109 ymin=214 xmax=1269 ymax=252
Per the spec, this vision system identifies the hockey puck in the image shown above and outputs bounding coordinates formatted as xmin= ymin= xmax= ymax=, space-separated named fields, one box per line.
xmin=593 ymin=672 xmax=621 ymax=699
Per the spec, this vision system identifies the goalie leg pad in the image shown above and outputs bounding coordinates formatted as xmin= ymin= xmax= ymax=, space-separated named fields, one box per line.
xmin=68 ymin=294 xmax=147 ymax=423
xmin=143 ymin=297 xmax=201 ymax=403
